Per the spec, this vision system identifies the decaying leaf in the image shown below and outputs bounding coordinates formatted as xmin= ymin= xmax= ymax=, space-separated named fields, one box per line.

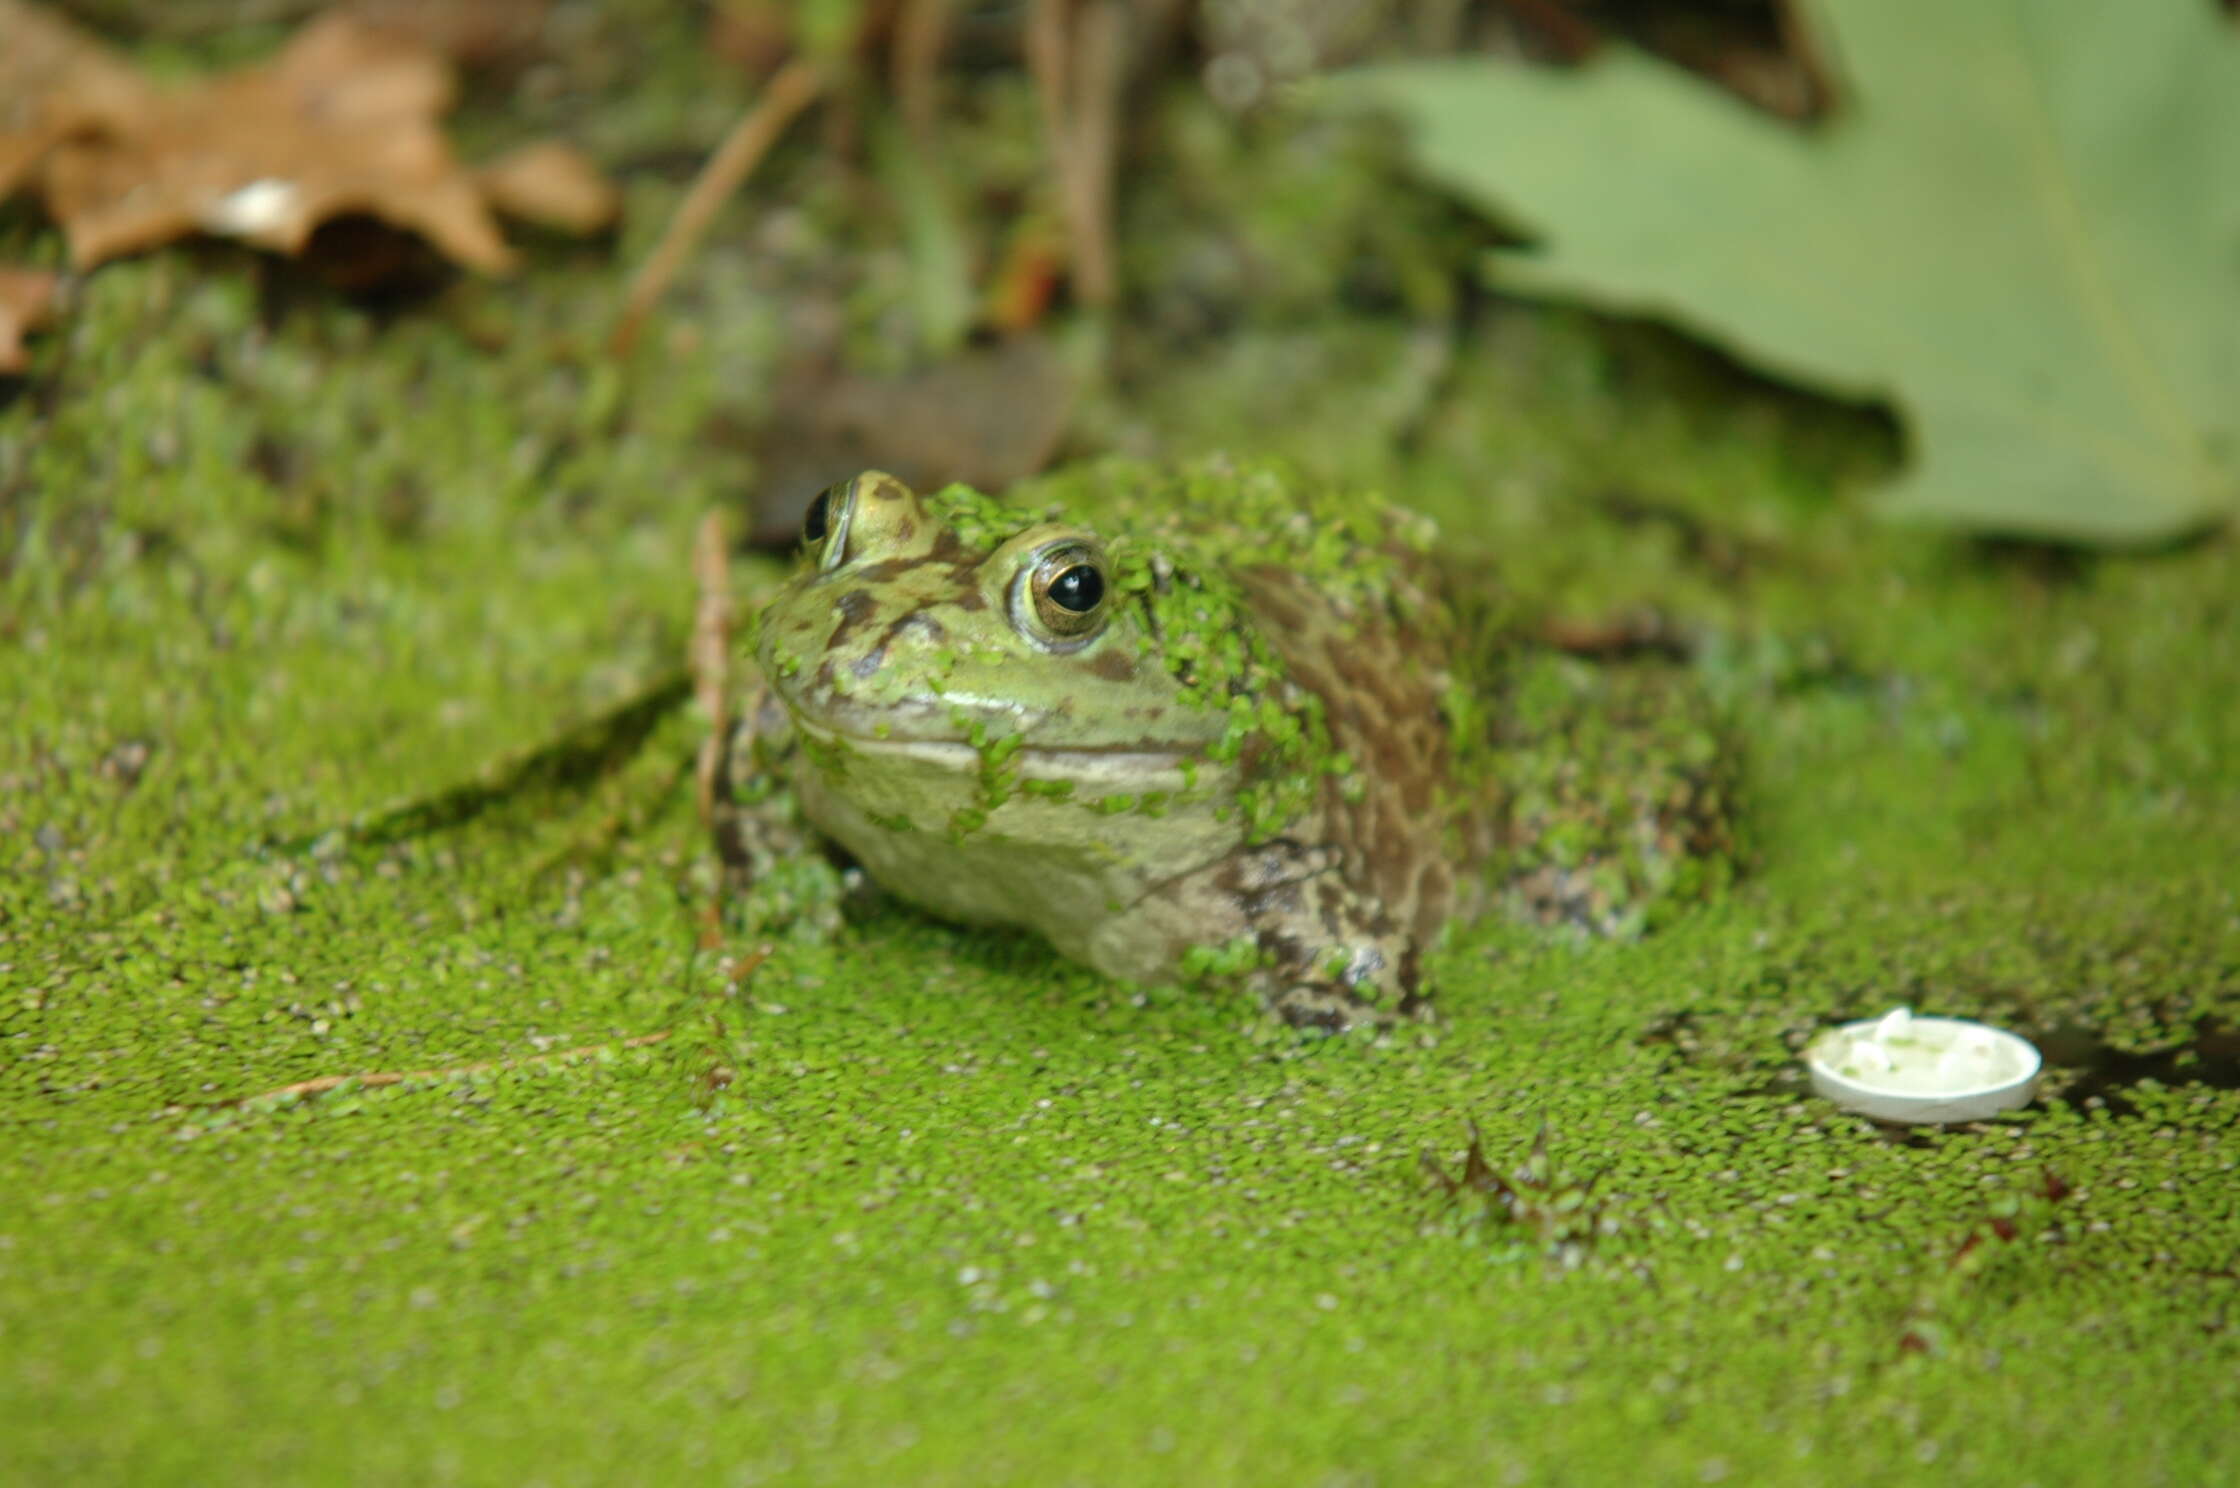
xmin=342 ymin=0 xmax=553 ymax=66
xmin=1341 ymin=0 xmax=2240 ymax=544
xmin=0 ymin=265 xmax=61 ymax=372
xmin=477 ymin=141 xmax=621 ymax=236
xmin=0 ymin=1 xmax=613 ymax=282
xmin=0 ymin=0 xmax=150 ymax=196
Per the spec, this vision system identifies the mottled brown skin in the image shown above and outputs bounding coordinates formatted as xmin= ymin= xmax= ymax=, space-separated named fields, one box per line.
xmin=1213 ymin=568 xmax=1483 ymax=1025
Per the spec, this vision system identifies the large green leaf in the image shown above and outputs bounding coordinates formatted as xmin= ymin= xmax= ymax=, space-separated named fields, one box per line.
xmin=1339 ymin=0 xmax=2240 ymax=543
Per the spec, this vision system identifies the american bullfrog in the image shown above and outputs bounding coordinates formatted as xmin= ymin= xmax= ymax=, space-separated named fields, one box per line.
xmin=706 ymin=458 xmax=1736 ymax=1031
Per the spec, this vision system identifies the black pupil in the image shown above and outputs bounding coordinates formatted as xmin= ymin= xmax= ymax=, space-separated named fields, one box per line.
xmin=1048 ymin=563 xmax=1103 ymax=613
xmin=803 ymin=489 xmax=831 ymax=544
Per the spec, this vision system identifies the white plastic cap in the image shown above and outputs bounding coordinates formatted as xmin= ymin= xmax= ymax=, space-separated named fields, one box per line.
xmin=1805 ymin=1008 xmax=2041 ymax=1124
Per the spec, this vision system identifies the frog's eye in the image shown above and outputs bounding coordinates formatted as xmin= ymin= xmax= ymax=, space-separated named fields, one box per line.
xmin=1014 ymin=540 xmax=1110 ymax=649
xmin=803 ymin=479 xmax=856 ymax=570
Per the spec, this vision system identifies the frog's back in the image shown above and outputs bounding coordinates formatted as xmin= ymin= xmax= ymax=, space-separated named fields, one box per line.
xmin=1018 ymin=459 xmax=1494 ymax=1023
xmin=1239 ymin=563 xmax=1488 ymax=990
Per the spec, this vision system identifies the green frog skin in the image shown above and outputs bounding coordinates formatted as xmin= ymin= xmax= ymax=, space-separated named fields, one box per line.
xmin=713 ymin=460 xmax=1735 ymax=1032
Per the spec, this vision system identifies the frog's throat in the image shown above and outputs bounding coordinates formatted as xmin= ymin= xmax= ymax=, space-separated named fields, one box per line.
xmin=787 ymin=714 xmax=1198 ymax=790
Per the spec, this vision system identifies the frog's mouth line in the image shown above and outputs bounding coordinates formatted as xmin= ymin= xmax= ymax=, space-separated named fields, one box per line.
xmin=789 ymin=714 xmax=1199 ymax=789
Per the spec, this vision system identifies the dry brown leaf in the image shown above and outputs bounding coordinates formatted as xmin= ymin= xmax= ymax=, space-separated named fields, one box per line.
xmin=0 ymin=0 xmax=155 ymax=200
xmin=0 ymin=265 xmax=61 ymax=372
xmin=0 ymin=3 xmax=617 ymax=283
xmin=477 ymin=140 xmax=621 ymax=235
xmin=341 ymin=0 xmax=553 ymax=66
xmin=38 ymin=13 xmax=514 ymax=272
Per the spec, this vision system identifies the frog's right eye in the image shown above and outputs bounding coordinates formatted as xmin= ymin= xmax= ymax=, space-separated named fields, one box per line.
xmin=803 ymin=480 xmax=855 ymax=570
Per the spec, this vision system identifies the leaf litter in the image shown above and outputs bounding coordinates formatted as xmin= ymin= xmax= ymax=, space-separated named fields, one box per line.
xmin=0 ymin=0 xmax=616 ymax=360
xmin=0 ymin=263 xmax=59 ymax=372
xmin=1341 ymin=0 xmax=2240 ymax=544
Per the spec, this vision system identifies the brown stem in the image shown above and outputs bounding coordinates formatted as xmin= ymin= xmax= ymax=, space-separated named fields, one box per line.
xmin=1066 ymin=0 xmax=1124 ymax=308
xmin=690 ymin=507 xmax=733 ymax=832
xmin=1772 ymin=0 xmax=1840 ymax=115
xmin=892 ymin=0 xmax=957 ymax=142
xmin=1025 ymin=0 xmax=1125 ymax=310
xmin=1025 ymin=0 xmax=1071 ymax=154
xmin=611 ymin=57 xmax=827 ymax=356
xmin=1499 ymin=0 xmax=1601 ymax=62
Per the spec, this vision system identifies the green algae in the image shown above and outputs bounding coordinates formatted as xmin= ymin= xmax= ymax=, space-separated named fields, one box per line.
xmin=5 ymin=74 xmax=2240 ymax=1488
xmin=1492 ymin=650 xmax=1743 ymax=936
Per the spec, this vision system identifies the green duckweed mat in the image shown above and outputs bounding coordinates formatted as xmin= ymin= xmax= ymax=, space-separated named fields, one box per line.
xmin=5 ymin=238 xmax=2237 ymax=1485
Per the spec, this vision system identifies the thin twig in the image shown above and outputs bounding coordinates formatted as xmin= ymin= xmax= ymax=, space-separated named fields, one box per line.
xmin=893 ymin=0 xmax=957 ymax=142
xmin=690 ymin=507 xmax=757 ymax=878
xmin=1024 ymin=0 xmax=1124 ymax=309
xmin=1025 ymin=0 xmax=1071 ymax=157
xmin=1498 ymin=0 xmax=1601 ymax=62
xmin=690 ymin=507 xmax=733 ymax=832
xmin=1067 ymin=1 xmax=1124 ymax=307
xmin=1772 ymin=0 xmax=1841 ymax=115
xmin=209 ymin=1032 xmax=674 ymax=1110
xmin=1024 ymin=0 xmax=1092 ymax=301
xmin=611 ymin=57 xmax=826 ymax=356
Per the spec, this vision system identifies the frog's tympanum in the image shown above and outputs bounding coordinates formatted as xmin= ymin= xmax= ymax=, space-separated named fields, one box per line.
xmin=711 ymin=460 xmax=1736 ymax=1031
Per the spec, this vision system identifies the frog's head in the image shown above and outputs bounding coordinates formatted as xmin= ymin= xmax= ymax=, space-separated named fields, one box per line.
xmin=756 ymin=473 xmax=1232 ymax=824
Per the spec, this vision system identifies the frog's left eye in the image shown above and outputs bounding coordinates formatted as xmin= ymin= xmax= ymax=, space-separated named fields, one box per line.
xmin=1015 ymin=540 xmax=1110 ymax=649
xmin=803 ymin=479 xmax=856 ymax=570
